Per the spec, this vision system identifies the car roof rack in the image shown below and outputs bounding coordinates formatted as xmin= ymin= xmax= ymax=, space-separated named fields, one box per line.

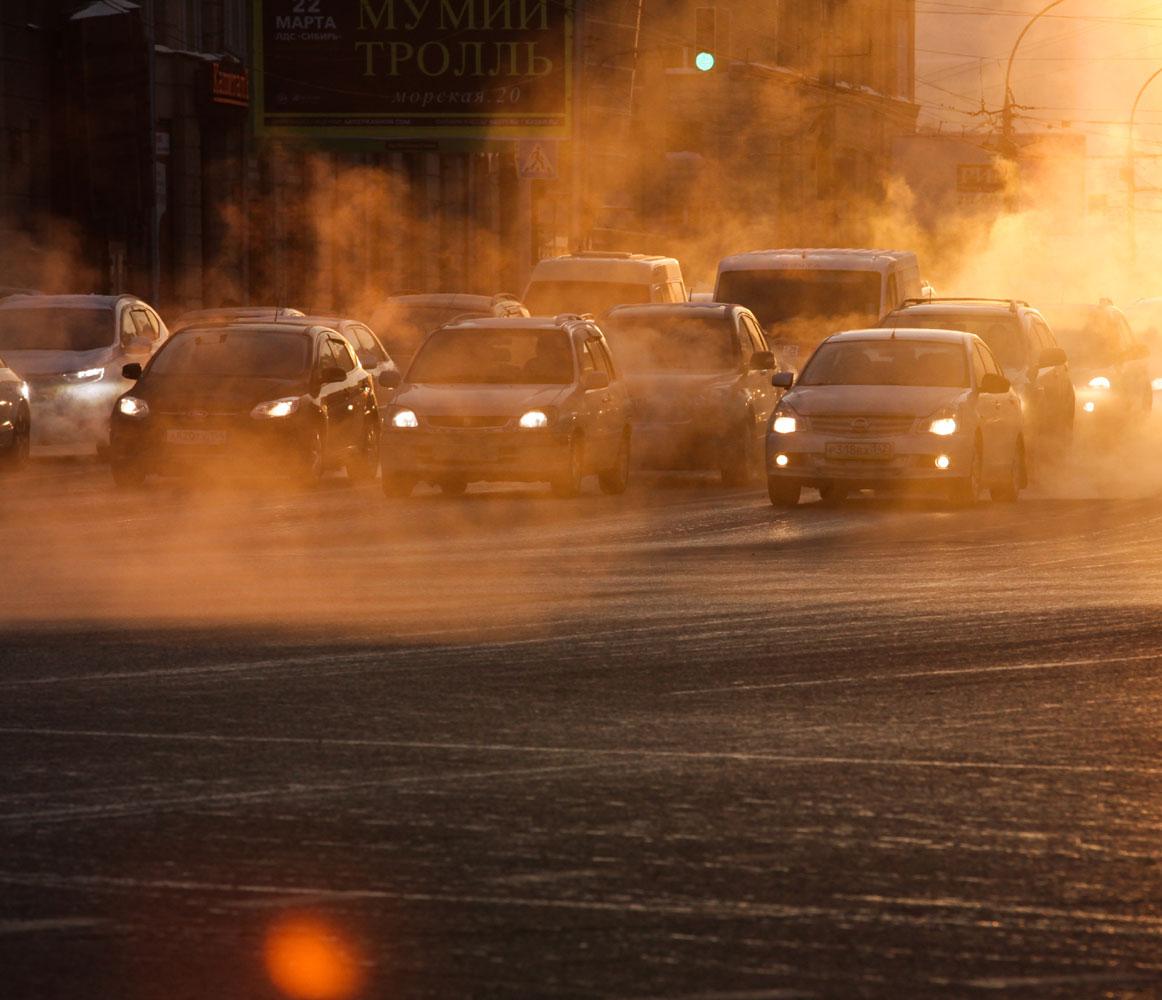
xmin=900 ymin=297 xmax=1028 ymax=313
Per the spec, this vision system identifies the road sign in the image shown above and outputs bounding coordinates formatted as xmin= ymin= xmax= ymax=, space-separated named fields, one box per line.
xmin=517 ymin=140 xmax=558 ymax=180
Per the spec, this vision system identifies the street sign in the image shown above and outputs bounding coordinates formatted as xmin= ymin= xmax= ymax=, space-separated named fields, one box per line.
xmin=517 ymin=140 xmax=558 ymax=179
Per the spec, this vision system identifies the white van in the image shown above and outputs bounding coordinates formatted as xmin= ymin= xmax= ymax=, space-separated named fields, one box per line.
xmin=714 ymin=249 xmax=922 ymax=363
xmin=523 ymin=252 xmax=687 ymax=318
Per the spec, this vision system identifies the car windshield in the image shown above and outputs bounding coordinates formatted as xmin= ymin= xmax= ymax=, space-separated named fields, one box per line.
xmin=150 ymin=330 xmax=310 ymax=379
xmin=0 ymin=307 xmax=113 ymax=352
xmin=408 ymin=329 xmax=574 ymax=385
xmin=716 ymin=270 xmax=882 ymax=327
xmin=888 ymin=313 xmax=1027 ymax=369
xmin=603 ymin=316 xmax=739 ymax=373
xmin=381 ymin=305 xmax=488 ymax=360
xmin=1043 ymin=309 xmax=1120 ymax=368
xmin=523 ymin=280 xmax=651 ymax=317
xmin=801 ymin=340 xmax=968 ymax=388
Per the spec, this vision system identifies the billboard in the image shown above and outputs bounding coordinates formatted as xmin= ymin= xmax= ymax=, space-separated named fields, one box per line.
xmin=255 ymin=0 xmax=573 ymax=139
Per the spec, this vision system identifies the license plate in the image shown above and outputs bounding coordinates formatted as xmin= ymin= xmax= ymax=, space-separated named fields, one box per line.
xmin=166 ymin=428 xmax=227 ymax=446
xmin=433 ymin=439 xmax=498 ymax=463
xmin=825 ymin=441 xmax=893 ymax=461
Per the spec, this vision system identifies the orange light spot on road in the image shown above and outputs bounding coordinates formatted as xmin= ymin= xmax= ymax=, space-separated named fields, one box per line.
xmin=264 ymin=914 xmax=364 ymax=1000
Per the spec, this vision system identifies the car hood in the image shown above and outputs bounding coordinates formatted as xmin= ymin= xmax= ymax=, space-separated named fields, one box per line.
xmin=133 ymin=375 xmax=309 ymax=413
xmin=783 ymin=384 xmax=969 ymax=416
xmin=394 ymin=383 xmax=575 ymax=415
xmin=1 ymin=346 xmax=117 ymax=376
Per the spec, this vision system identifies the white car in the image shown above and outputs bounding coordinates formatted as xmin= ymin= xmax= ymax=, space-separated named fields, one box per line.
xmin=765 ymin=329 xmax=1026 ymax=507
xmin=0 ymin=294 xmax=169 ymax=455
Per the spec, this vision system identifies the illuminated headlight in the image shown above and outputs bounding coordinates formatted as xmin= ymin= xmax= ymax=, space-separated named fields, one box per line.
xmin=929 ymin=417 xmax=958 ymax=436
xmin=1083 ymin=401 xmax=1096 ymax=414
xmin=251 ymin=396 xmax=302 ymax=419
xmin=62 ymin=367 xmax=104 ymax=383
xmin=18 ymin=382 xmax=29 ymax=402
xmin=1087 ymin=376 xmax=1111 ymax=390
xmin=117 ymin=395 xmax=149 ymax=419
xmin=772 ymin=414 xmax=798 ymax=435
xmin=1152 ymin=377 xmax=1162 ymax=392
xmin=391 ymin=408 xmax=419 ymax=429
xmin=935 ymin=454 xmax=952 ymax=470
xmin=518 ymin=409 xmax=550 ymax=429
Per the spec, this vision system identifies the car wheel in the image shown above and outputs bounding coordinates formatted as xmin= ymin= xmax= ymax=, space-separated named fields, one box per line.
xmin=817 ymin=481 xmax=847 ymax=505
xmin=949 ymin=442 xmax=983 ymax=507
xmin=598 ymin=432 xmax=630 ymax=495
xmin=551 ymin=435 xmax=584 ymax=498
xmin=720 ymin=422 xmax=757 ymax=487
xmin=0 ymin=406 xmax=30 ymax=473
xmin=297 ymin=428 xmax=325 ymax=488
xmin=439 ymin=476 xmax=468 ymax=496
xmin=381 ymin=472 xmax=415 ymax=498
xmin=110 ymin=458 xmax=147 ymax=489
xmin=767 ymin=477 xmax=801 ymax=508
xmin=990 ymin=439 xmax=1025 ymax=503
xmin=346 ymin=415 xmax=380 ymax=483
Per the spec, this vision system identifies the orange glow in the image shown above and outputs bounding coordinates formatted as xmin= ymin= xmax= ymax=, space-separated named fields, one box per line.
xmin=264 ymin=915 xmax=365 ymax=1000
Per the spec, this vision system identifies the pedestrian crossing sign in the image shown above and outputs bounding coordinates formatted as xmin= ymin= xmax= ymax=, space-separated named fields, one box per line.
xmin=517 ymin=140 xmax=558 ymax=180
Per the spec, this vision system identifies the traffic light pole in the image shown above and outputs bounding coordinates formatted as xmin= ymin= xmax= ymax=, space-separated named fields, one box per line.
xmin=1128 ymin=67 xmax=1162 ymax=268
xmin=1001 ymin=0 xmax=1066 ymax=158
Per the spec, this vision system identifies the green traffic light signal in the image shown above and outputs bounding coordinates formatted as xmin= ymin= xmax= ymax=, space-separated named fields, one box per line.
xmin=695 ymin=51 xmax=715 ymax=72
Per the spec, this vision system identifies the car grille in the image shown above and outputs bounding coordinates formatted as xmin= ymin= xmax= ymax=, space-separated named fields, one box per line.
xmin=810 ymin=414 xmax=915 ymax=436
xmin=425 ymin=415 xmax=510 ymax=429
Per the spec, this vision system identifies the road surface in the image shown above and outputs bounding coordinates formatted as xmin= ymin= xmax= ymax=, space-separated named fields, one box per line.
xmin=2 ymin=443 xmax=1162 ymax=998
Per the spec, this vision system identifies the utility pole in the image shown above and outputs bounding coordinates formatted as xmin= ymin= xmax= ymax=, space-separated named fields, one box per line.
xmin=1127 ymin=67 xmax=1162 ymax=268
xmin=1001 ymin=0 xmax=1066 ymax=158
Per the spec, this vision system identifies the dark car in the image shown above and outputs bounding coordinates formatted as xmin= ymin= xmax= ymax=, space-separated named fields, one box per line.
xmin=879 ymin=298 xmax=1074 ymax=447
xmin=1042 ymin=302 xmax=1152 ymax=430
xmin=379 ymin=315 xmax=631 ymax=498
xmin=372 ymin=293 xmax=529 ymax=373
xmin=602 ymin=302 xmax=781 ymax=484
xmin=109 ymin=323 xmax=380 ymax=488
xmin=0 ymin=353 xmax=30 ymax=471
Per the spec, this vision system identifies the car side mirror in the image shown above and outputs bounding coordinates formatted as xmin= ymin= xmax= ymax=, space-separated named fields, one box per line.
xmin=318 ymin=366 xmax=346 ymax=385
xmin=980 ymin=372 xmax=1011 ymax=394
xmin=378 ymin=369 xmax=402 ymax=390
xmin=581 ymin=370 xmax=611 ymax=391
xmin=1038 ymin=347 xmax=1067 ymax=368
xmin=749 ymin=350 xmax=775 ymax=372
xmin=772 ymin=371 xmax=795 ymax=388
xmin=121 ymin=362 xmax=143 ymax=380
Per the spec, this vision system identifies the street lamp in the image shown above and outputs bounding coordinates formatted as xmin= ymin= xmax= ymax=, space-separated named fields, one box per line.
xmin=1128 ymin=67 xmax=1162 ymax=266
xmin=1002 ymin=0 xmax=1067 ymax=156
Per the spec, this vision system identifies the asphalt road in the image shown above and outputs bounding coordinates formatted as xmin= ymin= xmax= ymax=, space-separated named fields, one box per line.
xmin=4 ymin=438 xmax=1162 ymax=999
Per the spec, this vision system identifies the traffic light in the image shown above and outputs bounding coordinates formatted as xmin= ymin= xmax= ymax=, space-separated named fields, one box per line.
xmin=695 ymin=7 xmax=716 ymax=72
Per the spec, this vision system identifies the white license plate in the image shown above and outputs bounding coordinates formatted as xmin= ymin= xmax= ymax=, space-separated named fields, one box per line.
xmin=825 ymin=441 xmax=893 ymax=461
xmin=166 ymin=429 xmax=227 ymax=446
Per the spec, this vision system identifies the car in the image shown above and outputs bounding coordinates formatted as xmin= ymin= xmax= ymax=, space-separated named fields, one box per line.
xmin=522 ymin=252 xmax=688 ymax=318
xmin=1042 ymin=302 xmax=1152 ymax=430
xmin=0 ymin=294 xmax=170 ymax=455
xmin=372 ymin=293 xmax=529 ymax=373
xmin=278 ymin=315 xmax=399 ymax=407
xmin=379 ymin=315 xmax=632 ymax=498
xmin=169 ymin=306 xmax=306 ymax=334
xmin=878 ymin=298 xmax=1074 ymax=447
xmin=0 ymin=353 xmax=30 ymax=472
xmin=602 ymin=302 xmax=782 ymax=484
xmin=765 ymin=329 xmax=1026 ymax=507
xmin=109 ymin=323 xmax=380 ymax=488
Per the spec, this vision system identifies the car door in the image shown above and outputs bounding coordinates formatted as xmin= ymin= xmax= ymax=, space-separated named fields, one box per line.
xmin=314 ymin=339 xmax=349 ymax=456
xmin=330 ymin=336 xmax=367 ymax=451
xmin=1031 ymin=317 xmax=1071 ymax=431
xmin=978 ymin=342 xmax=1020 ymax=476
xmin=584 ymin=335 xmax=621 ymax=464
xmin=740 ymin=312 xmax=777 ymax=428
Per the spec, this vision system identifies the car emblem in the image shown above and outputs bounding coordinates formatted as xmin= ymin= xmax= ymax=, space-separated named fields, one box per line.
xmin=850 ymin=417 xmax=870 ymax=434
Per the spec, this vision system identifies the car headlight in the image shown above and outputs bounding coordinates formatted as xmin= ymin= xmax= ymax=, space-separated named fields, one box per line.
xmin=1088 ymin=375 xmax=1111 ymax=390
xmin=929 ymin=416 xmax=958 ymax=436
xmin=391 ymin=408 xmax=419 ymax=428
xmin=251 ymin=396 xmax=302 ymax=419
xmin=771 ymin=407 xmax=800 ymax=434
xmin=117 ymin=395 xmax=149 ymax=419
xmin=518 ymin=409 xmax=550 ymax=429
xmin=18 ymin=382 xmax=29 ymax=402
xmin=63 ymin=367 xmax=104 ymax=383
